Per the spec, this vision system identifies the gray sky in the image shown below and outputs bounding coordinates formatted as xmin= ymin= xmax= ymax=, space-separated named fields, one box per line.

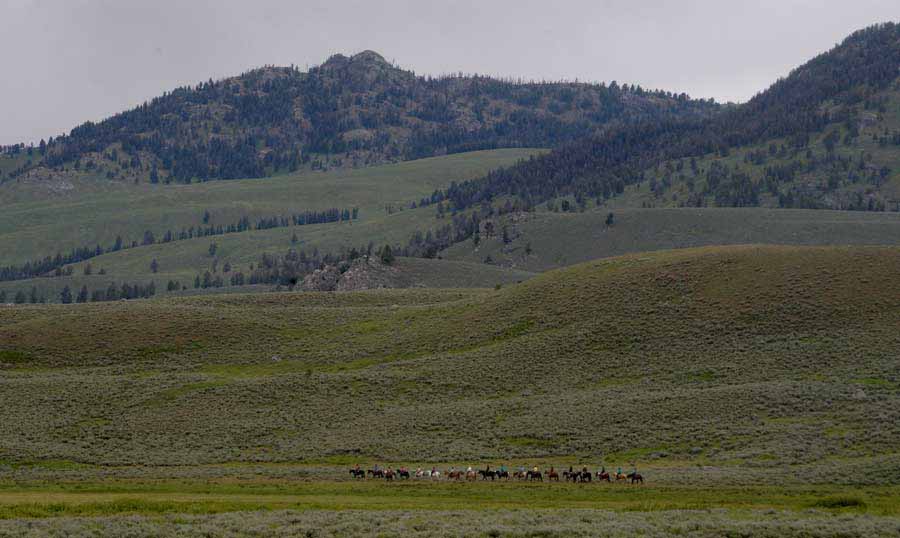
xmin=1 ymin=0 xmax=897 ymax=145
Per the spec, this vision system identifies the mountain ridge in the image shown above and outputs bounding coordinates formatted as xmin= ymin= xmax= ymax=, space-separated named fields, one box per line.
xmin=439 ymin=22 xmax=900 ymax=213
xmin=0 ymin=50 xmax=717 ymax=187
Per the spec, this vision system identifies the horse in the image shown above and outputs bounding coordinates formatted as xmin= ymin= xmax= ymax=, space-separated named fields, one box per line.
xmin=430 ymin=470 xmax=441 ymax=480
xmin=614 ymin=473 xmax=629 ymax=482
xmin=513 ymin=470 xmax=528 ymax=480
xmin=349 ymin=468 xmax=365 ymax=479
xmin=397 ymin=469 xmax=410 ymax=479
xmin=446 ymin=470 xmax=463 ymax=481
xmin=547 ymin=469 xmax=559 ymax=481
xmin=577 ymin=470 xmax=592 ymax=483
xmin=627 ymin=472 xmax=644 ymax=484
xmin=527 ymin=470 xmax=543 ymax=482
xmin=384 ymin=469 xmax=395 ymax=481
xmin=596 ymin=471 xmax=611 ymax=482
xmin=496 ymin=470 xmax=510 ymax=480
xmin=466 ymin=469 xmax=478 ymax=481
xmin=367 ymin=469 xmax=384 ymax=478
xmin=478 ymin=469 xmax=497 ymax=481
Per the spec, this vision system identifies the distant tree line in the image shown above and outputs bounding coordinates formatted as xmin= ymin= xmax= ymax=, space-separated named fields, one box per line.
xmin=0 ymin=287 xmax=46 ymax=304
xmin=0 ymin=207 xmax=357 ymax=283
xmin=59 ymin=281 xmax=157 ymax=304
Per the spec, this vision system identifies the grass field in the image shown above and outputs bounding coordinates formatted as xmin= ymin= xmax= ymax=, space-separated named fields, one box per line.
xmin=5 ymin=203 xmax=900 ymax=304
xmin=2 ymin=245 xmax=897 ymax=468
xmin=1 ymin=244 xmax=898 ymax=534
xmin=2 ymin=506 xmax=898 ymax=537
xmin=443 ymin=206 xmax=900 ymax=272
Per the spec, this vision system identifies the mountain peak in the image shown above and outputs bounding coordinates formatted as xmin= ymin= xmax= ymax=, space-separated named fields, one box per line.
xmin=321 ymin=50 xmax=391 ymax=71
xmin=317 ymin=50 xmax=404 ymax=88
xmin=352 ymin=50 xmax=389 ymax=65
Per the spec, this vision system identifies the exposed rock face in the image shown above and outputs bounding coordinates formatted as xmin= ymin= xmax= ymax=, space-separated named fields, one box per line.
xmin=300 ymin=265 xmax=342 ymax=291
xmin=300 ymin=256 xmax=400 ymax=292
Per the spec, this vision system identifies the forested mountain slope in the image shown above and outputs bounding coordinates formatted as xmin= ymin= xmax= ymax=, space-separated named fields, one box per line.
xmin=440 ymin=23 xmax=900 ymax=212
xmin=0 ymin=50 xmax=716 ymax=187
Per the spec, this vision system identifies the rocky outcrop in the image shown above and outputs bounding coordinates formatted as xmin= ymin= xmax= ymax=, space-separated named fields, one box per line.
xmin=300 ymin=256 xmax=400 ymax=292
xmin=300 ymin=265 xmax=342 ymax=291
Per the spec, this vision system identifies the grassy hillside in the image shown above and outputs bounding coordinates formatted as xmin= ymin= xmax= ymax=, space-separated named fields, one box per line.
xmin=0 ymin=148 xmax=539 ymax=263
xmin=0 ymin=257 xmax=534 ymax=304
xmin=0 ymin=149 xmax=544 ymax=302
xmin=443 ymin=206 xmax=900 ymax=271
xmin=2 ymin=245 xmax=897 ymax=483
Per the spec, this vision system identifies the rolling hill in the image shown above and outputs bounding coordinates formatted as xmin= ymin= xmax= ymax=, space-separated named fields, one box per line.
xmin=442 ymin=206 xmax=900 ymax=271
xmin=2 ymin=245 xmax=897 ymax=486
xmin=0 ymin=149 xmax=540 ymax=302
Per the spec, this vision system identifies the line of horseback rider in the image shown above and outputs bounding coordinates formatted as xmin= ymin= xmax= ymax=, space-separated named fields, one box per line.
xmin=350 ymin=464 xmax=644 ymax=484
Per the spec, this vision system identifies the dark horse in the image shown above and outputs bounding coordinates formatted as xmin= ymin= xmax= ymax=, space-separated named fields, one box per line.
xmin=496 ymin=470 xmax=510 ymax=480
xmin=596 ymin=470 xmax=611 ymax=482
xmin=627 ymin=472 xmax=644 ymax=484
xmin=564 ymin=467 xmax=590 ymax=482
xmin=527 ymin=470 xmax=543 ymax=482
xmin=349 ymin=469 xmax=365 ymax=479
xmin=547 ymin=468 xmax=560 ymax=481
xmin=367 ymin=469 xmax=384 ymax=478
xmin=397 ymin=469 xmax=410 ymax=479
xmin=478 ymin=469 xmax=497 ymax=481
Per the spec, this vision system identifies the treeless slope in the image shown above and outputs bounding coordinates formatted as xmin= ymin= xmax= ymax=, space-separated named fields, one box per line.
xmin=0 ymin=246 xmax=897 ymax=484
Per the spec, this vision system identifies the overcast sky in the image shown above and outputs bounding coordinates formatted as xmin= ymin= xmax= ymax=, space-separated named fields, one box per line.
xmin=1 ymin=0 xmax=897 ymax=145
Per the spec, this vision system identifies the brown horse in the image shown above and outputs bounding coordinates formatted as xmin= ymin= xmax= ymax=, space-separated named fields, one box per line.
xmin=446 ymin=470 xmax=463 ymax=481
xmin=466 ymin=470 xmax=478 ymax=481
xmin=384 ymin=469 xmax=395 ymax=481
xmin=615 ymin=473 xmax=629 ymax=482
xmin=547 ymin=468 xmax=559 ymax=481
xmin=596 ymin=471 xmax=611 ymax=482
xmin=627 ymin=472 xmax=644 ymax=484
